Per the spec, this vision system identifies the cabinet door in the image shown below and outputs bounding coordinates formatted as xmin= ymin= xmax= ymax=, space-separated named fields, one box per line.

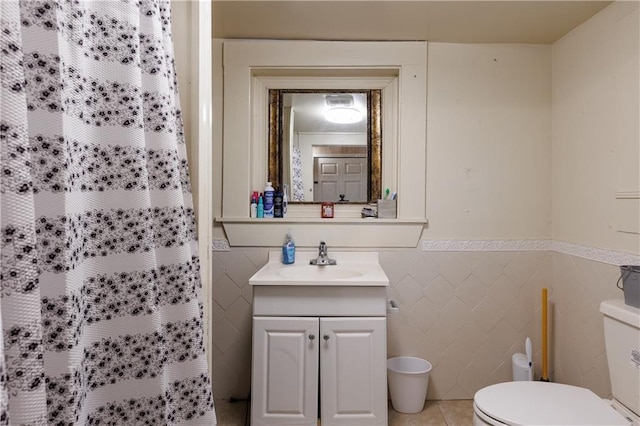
xmin=320 ymin=317 xmax=387 ymax=425
xmin=252 ymin=317 xmax=319 ymax=425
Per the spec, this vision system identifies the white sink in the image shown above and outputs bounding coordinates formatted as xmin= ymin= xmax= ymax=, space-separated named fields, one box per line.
xmin=249 ymin=251 xmax=389 ymax=287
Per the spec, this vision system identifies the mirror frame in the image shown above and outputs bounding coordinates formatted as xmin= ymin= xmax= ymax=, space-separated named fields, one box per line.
xmin=268 ymin=89 xmax=382 ymax=203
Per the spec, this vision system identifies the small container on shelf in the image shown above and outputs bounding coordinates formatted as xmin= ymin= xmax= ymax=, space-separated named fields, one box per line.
xmin=377 ymin=199 xmax=397 ymax=219
xmin=321 ymin=202 xmax=334 ymax=218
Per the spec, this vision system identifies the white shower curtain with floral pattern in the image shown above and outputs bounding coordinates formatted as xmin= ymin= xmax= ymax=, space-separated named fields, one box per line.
xmin=0 ymin=0 xmax=216 ymax=424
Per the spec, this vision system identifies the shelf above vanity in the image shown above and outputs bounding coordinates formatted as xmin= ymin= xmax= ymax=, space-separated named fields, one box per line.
xmin=216 ymin=217 xmax=428 ymax=247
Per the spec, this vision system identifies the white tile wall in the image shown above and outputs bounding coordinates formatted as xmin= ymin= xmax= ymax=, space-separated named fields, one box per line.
xmin=385 ymin=249 xmax=551 ymax=399
xmin=210 ymin=242 xmax=635 ymax=400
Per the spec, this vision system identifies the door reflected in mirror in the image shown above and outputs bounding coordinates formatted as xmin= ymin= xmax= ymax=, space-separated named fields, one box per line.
xmin=268 ymin=89 xmax=382 ymax=204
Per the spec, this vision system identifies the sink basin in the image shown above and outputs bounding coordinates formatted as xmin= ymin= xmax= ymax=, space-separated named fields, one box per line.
xmin=249 ymin=251 xmax=389 ymax=287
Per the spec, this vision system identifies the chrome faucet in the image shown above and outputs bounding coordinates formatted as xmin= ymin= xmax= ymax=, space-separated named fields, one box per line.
xmin=310 ymin=241 xmax=337 ymax=266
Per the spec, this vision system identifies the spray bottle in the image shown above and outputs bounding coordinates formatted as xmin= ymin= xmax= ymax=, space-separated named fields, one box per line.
xmin=257 ymin=194 xmax=264 ymax=218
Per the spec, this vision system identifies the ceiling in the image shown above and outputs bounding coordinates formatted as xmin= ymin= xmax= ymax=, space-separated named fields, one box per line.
xmin=213 ymin=1 xmax=612 ymax=44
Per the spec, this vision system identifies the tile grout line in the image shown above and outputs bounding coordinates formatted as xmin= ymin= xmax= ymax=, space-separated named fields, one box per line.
xmin=437 ymin=401 xmax=449 ymax=425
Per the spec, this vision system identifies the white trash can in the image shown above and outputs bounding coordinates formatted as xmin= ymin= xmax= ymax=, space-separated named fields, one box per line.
xmin=387 ymin=357 xmax=432 ymax=414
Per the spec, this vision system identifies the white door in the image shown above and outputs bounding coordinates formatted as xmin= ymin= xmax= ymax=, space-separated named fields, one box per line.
xmin=252 ymin=317 xmax=319 ymax=425
xmin=314 ymin=157 xmax=368 ymax=202
xmin=320 ymin=317 xmax=387 ymax=425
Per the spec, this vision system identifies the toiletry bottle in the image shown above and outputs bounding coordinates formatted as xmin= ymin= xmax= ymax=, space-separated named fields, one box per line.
xmin=282 ymin=231 xmax=295 ymax=264
xmin=264 ymin=181 xmax=274 ymax=218
xmin=274 ymin=187 xmax=283 ymax=218
xmin=257 ymin=195 xmax=264 ymax=218
xmin=250 ymin=193 xmax=257 ymax=218
xmin=282 ymin=184 xmax=288 ymax=218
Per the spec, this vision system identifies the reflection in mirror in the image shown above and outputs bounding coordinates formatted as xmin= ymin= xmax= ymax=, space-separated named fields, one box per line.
xmin=269 ymin=89 xmax=381 ymax=204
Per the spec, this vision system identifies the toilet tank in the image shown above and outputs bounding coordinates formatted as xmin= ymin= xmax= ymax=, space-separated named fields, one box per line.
xmin=600 ymin=299 xmax=640 ymax=418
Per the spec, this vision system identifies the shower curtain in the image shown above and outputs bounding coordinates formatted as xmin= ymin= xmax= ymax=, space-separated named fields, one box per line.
xmin=0 ymin=1 xmax=216 ymax=424
xmin=291 ymin=147 xmax=305 ymax=201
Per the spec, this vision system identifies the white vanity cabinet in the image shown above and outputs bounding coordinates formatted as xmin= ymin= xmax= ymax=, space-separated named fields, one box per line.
xmin=319 ymin=317 xmax=387 ymax=425
xmin=248 ymin=251 xmax=390 ymax=426
xmin=252 ymin=317 xmax=319 ymax=425
xmin=252 ymin=315 xmax=387 ymax=426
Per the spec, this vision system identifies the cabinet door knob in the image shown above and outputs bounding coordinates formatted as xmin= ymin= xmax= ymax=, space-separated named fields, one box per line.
xmin=323 ymin=334 xmax=330 ymax=341
xmin=309 ymin=334 xmax=315 ymax=340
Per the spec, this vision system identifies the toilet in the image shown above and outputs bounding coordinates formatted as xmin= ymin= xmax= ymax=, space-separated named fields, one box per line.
xmin=473 ymin=299 xmax=640 ymax=425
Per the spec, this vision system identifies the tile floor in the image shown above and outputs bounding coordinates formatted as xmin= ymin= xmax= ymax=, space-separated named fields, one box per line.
xmin=215 ymin=399 xmax=475 ymax=425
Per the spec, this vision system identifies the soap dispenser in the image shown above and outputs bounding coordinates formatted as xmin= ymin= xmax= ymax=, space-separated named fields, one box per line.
xmin=282 ymin=231 xmax=295 ymax=264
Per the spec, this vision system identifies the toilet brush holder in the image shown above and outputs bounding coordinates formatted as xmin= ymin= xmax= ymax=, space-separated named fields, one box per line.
xmin=512 ymin=353 xmax=533 ymax=381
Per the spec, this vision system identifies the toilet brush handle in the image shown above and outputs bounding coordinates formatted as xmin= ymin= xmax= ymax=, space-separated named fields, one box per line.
xmin=541 ymin=288 xmax=549 ymax=381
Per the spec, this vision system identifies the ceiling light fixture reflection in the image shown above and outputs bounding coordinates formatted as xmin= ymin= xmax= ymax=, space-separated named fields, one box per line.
xmin=324 ymin=94 xmax=363 ymax=124
xmin=325 ymin=106 xmax=362 ymax=124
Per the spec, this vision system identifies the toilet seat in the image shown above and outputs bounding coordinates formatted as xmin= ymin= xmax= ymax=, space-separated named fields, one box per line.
xmin=474 ymin=381 xmax=629 ymax=425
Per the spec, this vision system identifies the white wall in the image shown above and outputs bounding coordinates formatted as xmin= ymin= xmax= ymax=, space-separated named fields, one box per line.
xmin=426 ymin=43 xmax=552 ymax=240
xmin=552 ymin=1 xmax=640 ymax=255
xmin=209 ymin=42 xmax=556 ymax=400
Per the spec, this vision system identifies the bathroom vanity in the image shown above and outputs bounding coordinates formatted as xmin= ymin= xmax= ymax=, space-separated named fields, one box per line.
xmin=249 ymin=251 xmax=389 ymax=426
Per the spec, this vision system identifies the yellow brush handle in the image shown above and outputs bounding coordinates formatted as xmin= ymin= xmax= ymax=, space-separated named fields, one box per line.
xmin=542 ymin=287 xmax=548 ymax=380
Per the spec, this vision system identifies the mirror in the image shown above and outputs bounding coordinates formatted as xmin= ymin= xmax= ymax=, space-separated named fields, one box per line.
xmin=268 ymin=89 xmax=382 ymax=203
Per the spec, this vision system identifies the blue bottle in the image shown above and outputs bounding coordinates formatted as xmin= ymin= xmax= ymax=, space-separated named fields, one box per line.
xmin=282 ymin=231 xmax=295 ymax=264
xmin=257 ymin=195 xmax=264 ymax=218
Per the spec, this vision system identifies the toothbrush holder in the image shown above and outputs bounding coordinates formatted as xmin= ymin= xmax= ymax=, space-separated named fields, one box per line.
xmin=377 ymin=199 xmax=397 ymax=219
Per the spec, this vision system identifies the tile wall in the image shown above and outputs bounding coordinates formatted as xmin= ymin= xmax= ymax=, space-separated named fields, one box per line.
xmin=210 ymin=243 xmax=634 ymax=401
